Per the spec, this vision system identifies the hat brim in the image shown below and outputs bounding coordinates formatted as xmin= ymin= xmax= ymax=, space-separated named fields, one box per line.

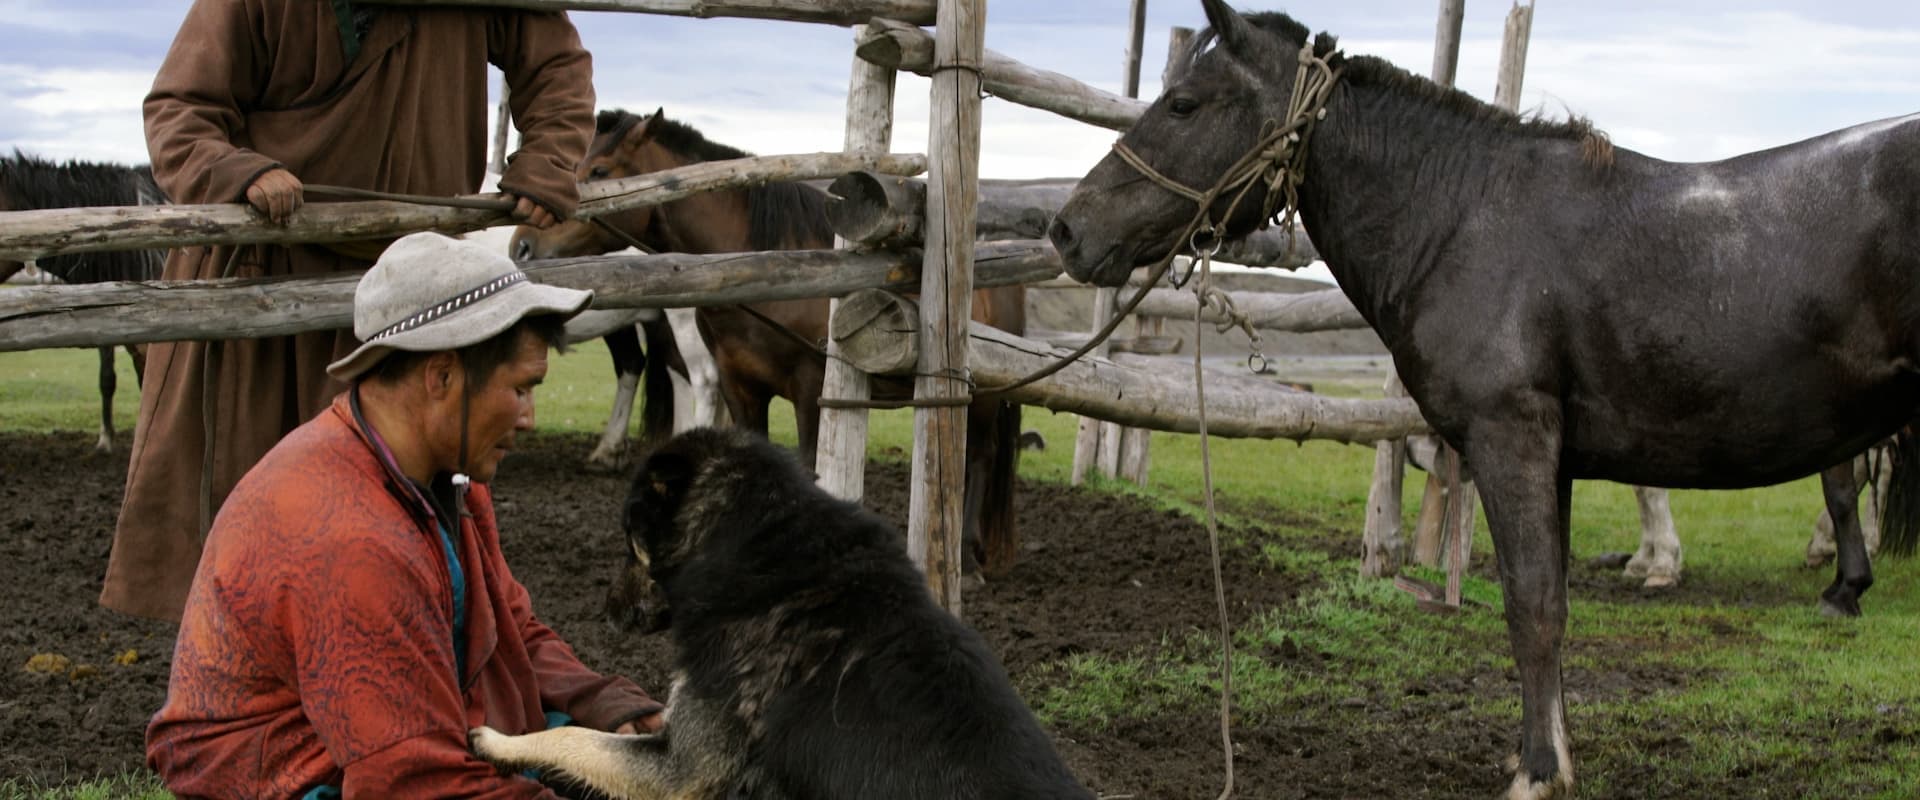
xmin=326 ymin=281 xmax=593 ymax=382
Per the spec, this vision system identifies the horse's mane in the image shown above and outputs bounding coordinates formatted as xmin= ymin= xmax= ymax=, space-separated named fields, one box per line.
xmin=594 ymin=109 xmax=832 ymax=250
xmin=1337 ymin=55 xmax=1614 ymax=169
xmin=1194 ymin=13 xmax=1615 ymax=170
xmin=0 ymin=150 xmax=163 ymax=283
xmin=0 ymin=150 xmax=160 ymax=211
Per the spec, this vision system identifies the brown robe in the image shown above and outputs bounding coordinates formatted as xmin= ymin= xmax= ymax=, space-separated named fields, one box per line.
xmin=102 ymin=0 xmax=595 ymax=621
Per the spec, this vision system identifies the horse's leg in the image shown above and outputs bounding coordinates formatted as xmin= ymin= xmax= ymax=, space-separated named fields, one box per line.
xmin=1467 ymin=415 xmax=1575 ymax=800
xmin=791 ymin=379 xmax=822 ymax=471
xmin=730 ymin=390 xmax=771 ymax=440
xmin=128 ymin=343 xmax=147 ymax=388
xmin=1816 ymin=462 xmax=1873 ymax=617
xmin=638 ymin=316 xmax=677 ymax=442
xmin=1863 ymin=442 xmax=1888 ymax=556
xmin=964 ymin=400 xmax=1023 ymax=577
xmin=1810 ymin=448 xmax=1886 ymax=565
xmin=1622 ymin=486 xmax=1681 ymax=588
xmin=673 ymin=308 xmax=726 ymax=429
xmin=586 ymin=326 xmax=646 ymax=470
xmin=94 ymin=346 xmax=116 ymax=454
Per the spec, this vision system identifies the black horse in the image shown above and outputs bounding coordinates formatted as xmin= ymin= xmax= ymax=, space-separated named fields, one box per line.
xmin=1049 ymin=3 xmax=1919 ymax=797
xmin=0 ymin=151 xmax=165 ymax=453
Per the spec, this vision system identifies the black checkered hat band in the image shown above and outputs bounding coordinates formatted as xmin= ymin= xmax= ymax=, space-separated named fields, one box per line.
xmin=370 ymin=271 xmax=527 ymax=343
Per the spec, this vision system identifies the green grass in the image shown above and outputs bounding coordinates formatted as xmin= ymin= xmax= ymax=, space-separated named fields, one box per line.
xmin=0 ymin=347 xmax=141 ymax=433
xmin=6 ymin=341 xmax=1920 ymax=797
xmin=0 ymin=774 xmax=168 ymax=800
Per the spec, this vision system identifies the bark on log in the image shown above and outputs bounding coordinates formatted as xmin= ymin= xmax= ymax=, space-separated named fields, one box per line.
xmin=830 ymin=289 xmax=920 ymax=374
xmin=840 ymin=309 xmax=1428 ymax=441
xmin=378 ymin=0 xmax=937 ymax=26
xmin=856 ymin=18 xmax=1147 ymax=132
xmin=0 ymin=240 xmax=1060 ymax=351
xmin=1132 ymin=286 xmax=1366 ymax=332
xmin=828 ymin=171 xmax=1318 ymax=268
xmin=0 ymin=152 xmax=924 ymax=262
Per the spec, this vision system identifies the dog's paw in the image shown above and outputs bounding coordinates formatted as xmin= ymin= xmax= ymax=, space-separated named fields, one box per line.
xmin=468 ymin=726 xmax=521 ymax=770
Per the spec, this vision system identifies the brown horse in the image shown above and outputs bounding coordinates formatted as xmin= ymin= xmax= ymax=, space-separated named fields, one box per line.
xmin=512 ymin=108 xmax=1029 ymax=572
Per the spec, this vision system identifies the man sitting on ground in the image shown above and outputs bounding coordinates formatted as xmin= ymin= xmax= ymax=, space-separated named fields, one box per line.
xmin=147 ymin=232 xmax=663 ymax=798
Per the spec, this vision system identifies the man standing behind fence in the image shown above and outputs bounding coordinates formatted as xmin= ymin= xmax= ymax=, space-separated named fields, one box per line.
xmin=102 ymin=0 xmax=596 ymax=621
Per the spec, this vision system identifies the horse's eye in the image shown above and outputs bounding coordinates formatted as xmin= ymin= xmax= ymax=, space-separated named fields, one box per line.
xmin=588 ymin=165 xmax=612 ymax=180
xmin=1168 ymin=97 xmax=1200 ymax=117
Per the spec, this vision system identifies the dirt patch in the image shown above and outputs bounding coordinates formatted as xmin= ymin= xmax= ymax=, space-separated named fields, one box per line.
xmin=0 ymin=430 xmax=1866 ymax=798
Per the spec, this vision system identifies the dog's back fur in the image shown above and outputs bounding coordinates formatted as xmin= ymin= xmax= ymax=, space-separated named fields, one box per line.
xmin=475 ymin=428 xmax=1091 ymax=799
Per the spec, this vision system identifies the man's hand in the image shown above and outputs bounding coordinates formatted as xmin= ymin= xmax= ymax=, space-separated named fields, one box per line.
xmin=245 ymin=168 xmax=303 ymax=224
xmin=614 ymin=711 xmax=665 ymax=735
xmin=511 ymin=194 xmax=558 ymax=229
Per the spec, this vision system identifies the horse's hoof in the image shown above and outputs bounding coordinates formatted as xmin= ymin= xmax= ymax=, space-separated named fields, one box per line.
xmin=1641 ymin=574 xmax=1678 ymax=589
xmin=583 ymin=450 xmax=627 ymax=473
xmin=1804 ymin=551 xmax=1835 ymax=569
xmin=1818 ymin=590 xmax=1863 ymax=618
xmin=1587 ymin=552 xmax=1633 ymax=570
xmin=1501 ymin=767 xmax=1573 ymax=800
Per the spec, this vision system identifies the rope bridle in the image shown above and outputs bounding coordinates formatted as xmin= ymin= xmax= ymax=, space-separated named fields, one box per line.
xmin=976 ymin=45 xmax=1341 ymax=397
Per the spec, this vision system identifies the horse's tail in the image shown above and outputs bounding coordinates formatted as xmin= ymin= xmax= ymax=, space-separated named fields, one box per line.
xmin=638 ymin=316 xmax=677 ymax=443
xmin=978 ymin=400 xmax=1023 ymax=577
xmin=1878 ymin=428 xmax=1920 ymax=557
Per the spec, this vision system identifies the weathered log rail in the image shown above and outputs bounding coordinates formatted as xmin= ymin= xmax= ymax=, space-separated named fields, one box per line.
xmin=376 ymin=0 xmax=937 ymax=26
xmin=0 ymin=152 xmax=924 ymax=262
xmin=830 ymin=290 xmax=1422 ymax=442
xmin=827 ymin=171 xmax=1318 ymax=269
xmin=0 ymin=240 xmax=1059 ymax=352
xmin=855 ymin=18 xmax=1147 ymax=131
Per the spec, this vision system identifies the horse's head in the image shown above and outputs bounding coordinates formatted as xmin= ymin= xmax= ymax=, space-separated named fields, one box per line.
xmin=1050 ymin=0 xmax=1334 ymax=286
xmin=509 ymin=107 xmax=676 ymax=262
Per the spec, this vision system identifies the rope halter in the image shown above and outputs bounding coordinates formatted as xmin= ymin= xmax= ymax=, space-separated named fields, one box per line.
xmin=1110 ymin=44 xmax=1341 ymax=255
xmin=977 ymin=45 xmax=1342 ymax=397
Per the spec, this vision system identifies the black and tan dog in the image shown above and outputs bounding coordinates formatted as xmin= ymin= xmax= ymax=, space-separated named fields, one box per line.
xmin=470 ymin=428 xmax=1092 ymax=799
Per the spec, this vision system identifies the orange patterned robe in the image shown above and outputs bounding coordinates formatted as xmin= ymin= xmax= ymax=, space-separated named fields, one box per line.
xmin=147 ymin=392 xmax=659 ymax=798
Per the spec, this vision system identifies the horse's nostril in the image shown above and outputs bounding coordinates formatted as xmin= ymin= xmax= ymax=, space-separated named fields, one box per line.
xmin=512 ymin=239 xmax=532 ymax=262
xmin=1047 ymin=216 xmax=1075 ymax=250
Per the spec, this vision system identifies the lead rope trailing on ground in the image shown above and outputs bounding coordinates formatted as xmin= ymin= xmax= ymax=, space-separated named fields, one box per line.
xmin=1189 ymin=237 xmax=1237 ymax=800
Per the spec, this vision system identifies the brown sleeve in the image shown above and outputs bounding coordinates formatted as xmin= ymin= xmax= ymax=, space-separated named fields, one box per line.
xmin=489 ymin=11 xmax=595 ymax=218
xmin=144 ymin=0 xmax=284 ymax=205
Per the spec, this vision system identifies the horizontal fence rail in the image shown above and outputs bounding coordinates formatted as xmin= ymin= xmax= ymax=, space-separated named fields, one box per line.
xmin=0 ymin=152 xmax=924 ymax=262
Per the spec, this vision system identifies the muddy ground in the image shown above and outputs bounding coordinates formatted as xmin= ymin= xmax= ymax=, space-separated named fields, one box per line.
xmin=0 ymin=429 xmax=1851 ymax=798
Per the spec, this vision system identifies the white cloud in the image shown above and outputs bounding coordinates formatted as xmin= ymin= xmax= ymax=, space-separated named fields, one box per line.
xmin=0 ymin=66 xmax=150 ymax=164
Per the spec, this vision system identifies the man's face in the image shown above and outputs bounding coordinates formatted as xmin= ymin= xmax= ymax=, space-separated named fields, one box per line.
xmin=458 ymin=331 xmax=548 ymax=483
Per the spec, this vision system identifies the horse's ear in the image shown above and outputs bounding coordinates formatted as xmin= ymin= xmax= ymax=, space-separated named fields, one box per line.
xmin=1199 ymin=0 xmax=1251 ymax=54
xmin=622 ymin=108 xmax=664 ymax=149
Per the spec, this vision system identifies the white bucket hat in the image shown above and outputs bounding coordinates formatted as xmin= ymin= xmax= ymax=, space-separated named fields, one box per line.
xmin=326 ymin=232 xmax=594 ymax=381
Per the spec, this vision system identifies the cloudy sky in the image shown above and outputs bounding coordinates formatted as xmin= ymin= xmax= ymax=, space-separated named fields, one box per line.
xmin=1 ymin=1 xmax=1917 ymax=276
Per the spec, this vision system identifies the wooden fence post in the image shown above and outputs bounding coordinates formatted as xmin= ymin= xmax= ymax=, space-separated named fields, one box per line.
xmin=490 ymin=75 xmax=511 ymax=177
xmin=1118 ymin=24 xmax=1194 ymax=487
xmin=1077 ymin=3 xmax=1158 ymax=487
xmin=908 ymin=0 xmax=985 ymax=614
xmin=817 ymin=24 xmax=899 ymax=500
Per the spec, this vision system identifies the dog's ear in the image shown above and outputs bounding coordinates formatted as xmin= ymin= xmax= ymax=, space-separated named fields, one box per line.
xmin=625 ymin=450 xmax=695 ymax=531
xmin=642 ymin=450 xmax=694 ymax=500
